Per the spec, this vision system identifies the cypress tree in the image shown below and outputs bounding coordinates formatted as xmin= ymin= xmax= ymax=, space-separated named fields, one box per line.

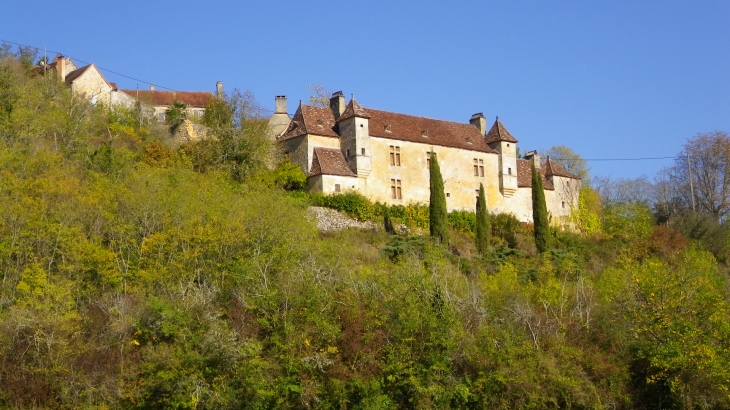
xmin=475 ymin=183 xmax=490 ymax=254
xmin=531 ymin=161 xmax=551 ymax=252
xmin=384 ymin=208 xmax=396 ymax=234
xmin=429 ymin=152 xmax=449 ymax=245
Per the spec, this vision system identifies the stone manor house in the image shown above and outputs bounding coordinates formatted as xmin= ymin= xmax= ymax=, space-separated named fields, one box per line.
xmin=269 ymin=92 xmax=581 ymax=226
xmin=43 ymin=54 xmax=216 ymax=120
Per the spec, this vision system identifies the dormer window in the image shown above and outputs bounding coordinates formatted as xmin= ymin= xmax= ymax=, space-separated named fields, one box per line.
xmin=421 ymin=130 xmax=428 ymax=137
xmin=385 ymin=124 xmax=392 ymax=132
xmin=317 ymin=119 xmax=323 ymax=126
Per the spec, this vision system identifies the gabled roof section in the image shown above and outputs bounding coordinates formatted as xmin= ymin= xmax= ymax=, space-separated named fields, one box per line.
xmin=309 ymin=147 xmax=356 ymax=177
xmin=367 ymin=109 xmax=498 ymax=154
xmin=64 ymin=64 xmax=94 ymax=84
xmin=337 ymin=98 xmax=371 ymax=122
xmin=279 ymin=103 xmax=338 ymax=140
xmin=120 ymin=90 xmax=213 ymax=107
xmin=542 ymin=158 xmax=580 ymax=179
xmin=485 ymin=117 xmax=518 ymax=144
xmin=517 ymin=159 xmax=555 ymax=190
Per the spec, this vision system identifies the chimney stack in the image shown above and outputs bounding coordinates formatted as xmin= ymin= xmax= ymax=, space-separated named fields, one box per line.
xmin=330 ymin=91 xmax=345 ymax=120
xmin=275 ymin=95 xmax=287 ymax=114
xmin=525 ymin=150 xmax=541 ymax=167
xmin=57 ymin=55 xmax=66 ymax=82
xmin=470 ymin=112 xmax=486 ymax=135
xmin=216 ymin=81 xmax=223 ymax=99
xmin=150 ymin=84 xmax=155 ymax=91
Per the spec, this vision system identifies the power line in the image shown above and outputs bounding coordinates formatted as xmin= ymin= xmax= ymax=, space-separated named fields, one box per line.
xmin=0 ymin=38 xmax=278 ymax=115
xmin=1 ymin=38 xmax=178 ymax=92
xmin=552 ymin=156 xmax=675 ymax=162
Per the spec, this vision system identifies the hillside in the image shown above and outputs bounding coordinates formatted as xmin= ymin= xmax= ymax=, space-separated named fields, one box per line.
xmin=1 ymin=49 xmax=729 ymax=409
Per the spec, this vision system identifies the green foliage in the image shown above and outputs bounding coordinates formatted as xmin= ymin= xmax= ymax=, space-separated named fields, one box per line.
xmin=165 ymin=100 xmax=187 ymax=129
xmin=310 ymin=191 xmax=377 ymax=221
xmin=532 ymin=161 xmax=551 ymax=252
xmin=572 ymin=185 xmax=602 ymax=235
xmin=670 ymin=211 xmax=730 ymax=263
xmin=383 ymin=208 xmax=396 ymax=234
xmin=475 ymin=183 xmax=490 ymax=254
xmin=429 ymin=152 xmax=449 ymax=245
xmin=0 ymin=50 xmax=728 ymax=408
xmin=272 ymin=157 xmax=307 ymax=190
xmin=201 ymin=96 xmax=233 ymax=129
xmin=602 ymin=201 xmax=654 ymax=243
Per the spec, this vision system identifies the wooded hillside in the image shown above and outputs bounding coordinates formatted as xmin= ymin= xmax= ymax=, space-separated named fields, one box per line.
xmin=0 ymin=46 xmax=728 ymax=409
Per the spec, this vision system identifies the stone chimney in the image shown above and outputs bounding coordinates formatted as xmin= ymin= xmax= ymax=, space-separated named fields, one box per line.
xmin=57 ymin=55 xmax=66 ymax=82
xmin=525 ymin=150 xmax=541 ymax=167
xmin=330 ymin=91 xmax=345 ymax=120
xmin=275 ymin=95 xmax=287 ymax=113
xmin=470 ymin=112 xmax=486 ymax=135
xmin=150 ymin=84 xmax=155 ymax=91
xmin=216 ymin=81 xmax=223 ymax=99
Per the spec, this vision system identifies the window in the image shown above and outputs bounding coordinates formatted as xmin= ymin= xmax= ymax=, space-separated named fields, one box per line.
xmin=385 ymin=124 xmax=392 ymax=132
xmin=421 ymin=130 xmax=428 ymax=137
xmin=346 ymin=149 xmax=350 ymax=157
xmin=508 ymin=167 xmax=512 ymax=175
xmin=389 ymin=146 xmax=401 ymax=166
xmin=561 ymin=201 xmax=565 ymax=209
xmin=391 ymin=179 xmax=402 ymax=199
xmin=158 ymin=113 xmax=166 ymax=121
xmin=473 ymin=159 xmax=484 ymax=177
xmin=446 ymin=193 xmax=450 ymax=197
xmin=335 ymin=184 xmax=341 ymax=192
xmin=361 ymin=148 xmax=365 ymax=155
xmin=426 ymin=151 xmax=433 ymax=168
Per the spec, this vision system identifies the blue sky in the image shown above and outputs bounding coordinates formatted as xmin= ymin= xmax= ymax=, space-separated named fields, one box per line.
xmin=2 ymin=1 xmax=728 ymax=179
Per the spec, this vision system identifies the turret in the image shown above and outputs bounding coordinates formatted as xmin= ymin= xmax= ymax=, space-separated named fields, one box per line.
xmin=485 ymin=116 xmax=519 ymax=197
xmin=337 ymin=96 xmax=371 ymax=178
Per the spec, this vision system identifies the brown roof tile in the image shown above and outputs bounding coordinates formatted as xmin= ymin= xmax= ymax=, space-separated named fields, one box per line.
xmin=310 ymin=147 xmax=356 ymax=177
xmin=120 ymin=90 xmax=213 ymax=107
xmin=485 ymin=117 xmax=518 ymax=144
xmin=63 ymin=64 xmax=94 ymax=84
xmin=542 ymin=158 xmax=580 ymax=179
xmin=367 ymin=109 xmax=498 ymax=154
xmin=279 ymin=104 xmax=338 ymax=140
xmin=517 ymin=159 xmax=554 ymax=190
xmin=280 ymin=100 xmax=500 ymax=154
xmin=337 ymin=99 xmax=371 ymax=121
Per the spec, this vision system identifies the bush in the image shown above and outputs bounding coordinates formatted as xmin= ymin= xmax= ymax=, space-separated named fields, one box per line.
xmin=310 ymin=191 xmax=376 ymax=221
xmin=448 ymin=210 xmax=476 ymax=234
xmin=491 ymin=212 xmax=524 ymax=248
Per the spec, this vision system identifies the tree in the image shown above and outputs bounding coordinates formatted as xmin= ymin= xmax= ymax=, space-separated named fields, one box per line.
xmin=165 ymin=100 xmax=187 ymax=129
xmin=475 ymin=183 xmax=490 ymax=254
xmin=540 ymin=145 xmax=590 ymax=184
xmin=307 ymin=84 xmax=330 ymax=107
xmin=384 ymin=208 xmax=396 ymax=234
xmin=532 ymin=161 xmax=550 ymax=252
xmin=665 ymin=131 xmax=730 ymax=222
xmin=429 ymin=152 xmax=448 ymax=245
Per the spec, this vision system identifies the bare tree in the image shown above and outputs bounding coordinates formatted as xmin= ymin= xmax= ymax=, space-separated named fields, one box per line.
xmin=667 ymin=131 xmax=730 ymax=221
xmin=307 ymin=84 xmax=330 ymax=107
xmin=540 ymin=145 xmax=590 ymax=183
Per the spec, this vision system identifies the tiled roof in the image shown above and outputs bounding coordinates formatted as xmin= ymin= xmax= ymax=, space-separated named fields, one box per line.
xmin=120 ymin=90 xmax=213 ymax=107
xmin=280 ymin=101 xmax=500 ymax=154
xmin=485 ymin=117 xmax=518 ymax=143
xmin=367 ymin=109 xmax=498 ymax=154
xmin=309 ymin=147 xmax=356 ymax=177
xmin=279 ymin=104 xmax=339 ymax=140
xmin=64 ymin=64 xmax=93 ymax=83
xmin=543 ymin=158 xmax=580 ymax=179
xmin=517 ymin=159 xmax=554 ymax=190
xmin=338 ymin=99 xmax=371 ymax=122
